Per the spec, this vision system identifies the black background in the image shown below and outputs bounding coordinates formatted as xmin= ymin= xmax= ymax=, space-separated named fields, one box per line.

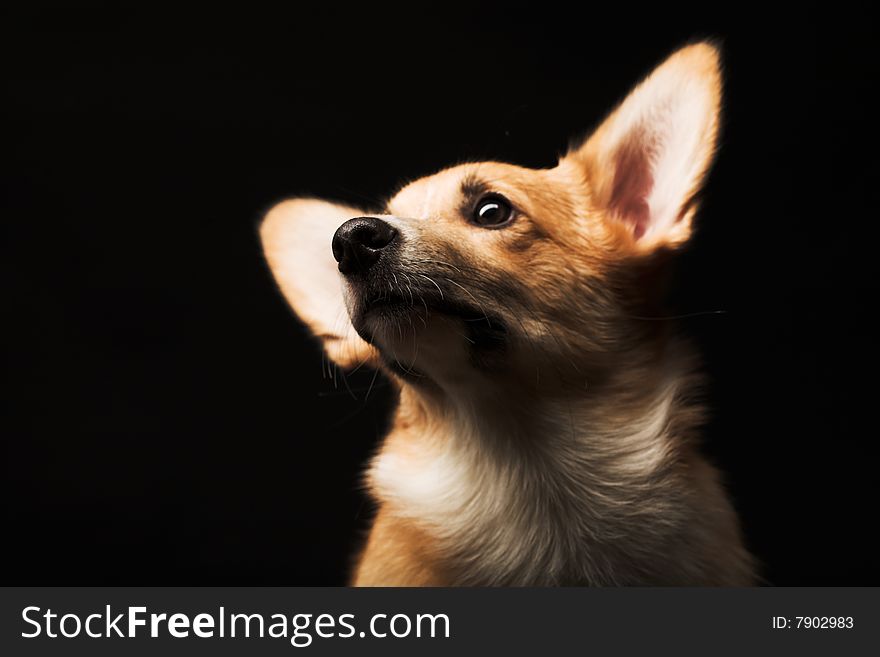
xmin=4 ymin=2 xmax=878 ymax=584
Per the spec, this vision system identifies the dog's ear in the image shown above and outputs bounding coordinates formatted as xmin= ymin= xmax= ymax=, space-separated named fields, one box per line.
xmin=261 ymin=198 xmax=379 ymax=369
xmin=564 ymin=42 xmax=722 ymax=251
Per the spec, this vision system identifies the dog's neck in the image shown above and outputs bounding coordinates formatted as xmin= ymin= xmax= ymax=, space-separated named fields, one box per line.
xmin=368 ymin=340 xmax=709 ymax=585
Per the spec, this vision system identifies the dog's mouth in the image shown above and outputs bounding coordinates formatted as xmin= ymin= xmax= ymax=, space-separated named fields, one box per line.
xmin=349 ymin=283 xmax=506 ymax=346
xmin=358 ymin=290 xmax=492 ymax=326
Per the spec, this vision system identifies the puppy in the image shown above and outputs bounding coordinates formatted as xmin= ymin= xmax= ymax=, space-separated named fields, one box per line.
xmin=261 ymin=42 xmax=755 ymax=585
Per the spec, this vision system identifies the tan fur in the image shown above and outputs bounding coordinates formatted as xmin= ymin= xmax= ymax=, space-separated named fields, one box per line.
xmin=352 ymin=508 xmax=451 ymax=586
xmin=261 ymin=42 xmax=755 ymax=586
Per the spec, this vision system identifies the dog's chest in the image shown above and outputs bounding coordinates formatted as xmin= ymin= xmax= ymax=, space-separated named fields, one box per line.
xmin=365 ymin=388 xmax=693 ymax=585
xmin=367 ymin=406 xmax=617 ymax=584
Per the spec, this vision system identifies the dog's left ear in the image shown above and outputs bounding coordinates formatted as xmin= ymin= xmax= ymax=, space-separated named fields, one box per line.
xmin=564 ymin=42 xmax=722 ymax=251
xmin=261 ymin=198 xmax=379 ymax=370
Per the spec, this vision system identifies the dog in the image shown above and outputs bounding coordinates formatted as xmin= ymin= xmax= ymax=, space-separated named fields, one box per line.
xmin=261 ymin=42 xmax=755 ymax=585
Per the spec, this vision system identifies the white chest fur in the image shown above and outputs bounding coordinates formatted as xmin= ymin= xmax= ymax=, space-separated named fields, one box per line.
xmin=367 ymin=378 xmax=698 ymax=585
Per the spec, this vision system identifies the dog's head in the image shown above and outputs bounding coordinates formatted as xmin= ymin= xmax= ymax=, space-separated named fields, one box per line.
xmin=262 ymin=43 xmax=721 ymax=392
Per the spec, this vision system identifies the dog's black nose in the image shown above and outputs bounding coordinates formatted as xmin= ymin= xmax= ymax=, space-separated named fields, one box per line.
xmin=332 ymin=217 xmax=399 ymax=275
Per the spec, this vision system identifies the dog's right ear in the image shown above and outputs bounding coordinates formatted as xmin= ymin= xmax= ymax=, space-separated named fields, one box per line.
xmin=562 ymin=42 xmax=722 ymax=253
xmin=260 ymin=198 xmax=379 ymax=369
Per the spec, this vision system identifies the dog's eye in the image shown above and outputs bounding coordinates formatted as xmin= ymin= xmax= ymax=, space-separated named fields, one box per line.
xmin=472 ymin=195 xmax=514 ymax=228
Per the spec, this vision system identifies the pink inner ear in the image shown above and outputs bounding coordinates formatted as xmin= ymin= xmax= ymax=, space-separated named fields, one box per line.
xmin=608 ymin=136 xmax=655 ymax=240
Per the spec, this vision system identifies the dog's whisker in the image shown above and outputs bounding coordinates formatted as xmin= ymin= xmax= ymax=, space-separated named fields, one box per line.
xmin=441 ymin=277 xmax=492 ymax=327
xmin=338 ymin=366 xmax=359 ymax=401
xmin=417 ymin=274 xmax=445 ymax=300
xmin=412 ymin=257 xmax=464 ymax=274
xmin=363 ymin=367 xmax=381 ymax=402
xmin=626 ymin=310 xmax=728 ymax=321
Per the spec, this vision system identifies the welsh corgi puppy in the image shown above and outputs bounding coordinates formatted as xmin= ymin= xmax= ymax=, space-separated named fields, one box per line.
xmin=261 ymin=42 xmax=755 ymax=585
